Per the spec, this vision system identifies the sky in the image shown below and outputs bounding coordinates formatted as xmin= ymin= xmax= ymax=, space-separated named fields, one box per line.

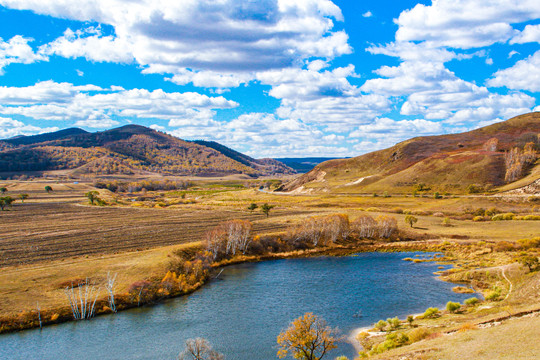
xmin=0 ymin=0 xmax=539 ymax=158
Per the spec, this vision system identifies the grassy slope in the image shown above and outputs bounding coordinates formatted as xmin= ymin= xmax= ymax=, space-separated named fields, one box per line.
xmin=282 ymin=112 xmax=540 ymax=193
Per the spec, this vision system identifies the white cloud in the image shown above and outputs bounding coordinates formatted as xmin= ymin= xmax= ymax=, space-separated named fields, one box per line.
xmin=0 ymin=81 xmax=238 ymax=125
xmin=350 ymin=117 xmax=443 ymax=138
xmin=488 ymin=50 xmax=540 ymax=92
xmin=3 ymin=0 xmax=351 ymax=87
xmin=508 ymin=50 xmax=519 ymax=58
xmin=362 ymin=11 xmax=372 ymax=18
xmin=395 ymin=0 xmax=540 ymax=49
xmin=0 ymin=117 xmax=59 ymax=138
xmin=511 ymin=24 xmax=540 ymax=44
xmin=39 ymin=28 xmax=133 ymax=63
xmin=74 ymin=118 xmax=119 ymax=128
xmin=0 ymin=35 xmax=46 ymax=74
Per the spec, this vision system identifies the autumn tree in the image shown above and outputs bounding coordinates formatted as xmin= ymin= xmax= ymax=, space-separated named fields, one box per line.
xmin=351 ymin=215 xmax=377 ymax=238
xmin=0 ymin=196 xmax=15 ymax=211
xmin=178 ymin=338 xmax=224 ymax=360
xmin=19 ymin=193 xmax=28 ymax=203
xmin=86 ymin=191 xmax=99 ymax=205
xmin=223 ymin=219 xmax=253 ymax=255
xmin=261 ymin=203 xmax=275 ymax=217
xmin=277 ymin=312 xmax=341 ymax=360
xmin=518 ymin=255 xmax=539 ymax=272
xmin=323 ymin=214 xmax=350 ymax=243
xmin=404 ymin=215 xmax=418 ymax=228
xmin=204 ymin=227 xmax=226 ymax=261
xmin=376 ymin=215 xmax=398 ymax=238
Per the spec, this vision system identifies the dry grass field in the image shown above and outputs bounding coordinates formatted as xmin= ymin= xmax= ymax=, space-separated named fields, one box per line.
xmin=0 ymin=202 xmax=296 ymax=267
xmin=1 ymin=178 xmax=539 ymax=359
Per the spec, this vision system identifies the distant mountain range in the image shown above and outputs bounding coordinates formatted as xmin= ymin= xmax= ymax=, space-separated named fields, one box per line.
xmin=279 ymin=112 xmax=540 ymax=194
xmin=0 ymin=125 xmax=295 ymax=177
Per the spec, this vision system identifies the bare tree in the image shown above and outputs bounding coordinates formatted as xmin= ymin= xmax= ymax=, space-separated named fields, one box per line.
xmin=178 ymin=338 xmax=224 ymax=360
xmin=64 ymin=279 xmax=99 ymax=320
xmin=351 ymin=215 xmax=377 ymax=238
xmin=106 ymin=272 xmax=117 ymax=313
xmin=204 ymin=228 xmax=226 ymax=261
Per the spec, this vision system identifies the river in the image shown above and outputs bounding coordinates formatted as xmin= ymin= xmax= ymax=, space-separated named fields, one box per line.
xmin=0 ymin=252 xmax=476 ymax=359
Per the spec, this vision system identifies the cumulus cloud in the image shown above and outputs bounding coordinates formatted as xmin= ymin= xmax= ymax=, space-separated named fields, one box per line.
xmin=169 ymin=112 xmax=350 ymax=157
xmin=257 ymin=66 xmax=389 ymax=131
xmin=362 ymin=11 xmax=372 ymax=18
xmin=395 ymin=0 xmax=540 ymax=49
xmin=0 ymin=117 xmax=59 ymax=138
xmin=0 ymin=35 xmax=46 ymax=74
xmin=510 ymin=24 xmax=540 ymax=44
xmin=2 ymin=0 xmax=351 ymax=87
xmin=0 ymin=81 xmax=238 ymax=125
xmin=488 ymin=50 xmax=540 ymax=92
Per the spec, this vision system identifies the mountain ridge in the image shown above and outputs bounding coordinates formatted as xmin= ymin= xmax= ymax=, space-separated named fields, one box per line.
xmin=0 ymin=125 xmax=295 ymax=177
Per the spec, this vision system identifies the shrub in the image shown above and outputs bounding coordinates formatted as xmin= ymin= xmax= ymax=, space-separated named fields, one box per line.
xmin=518 ymin=255 xmax=540 ymax=272
xmin=374 ymin=320 xmax=387 ymax=331
xmin=407 ymin=327 xmax=431 ymax=343
xmin=464 ymin=297 xmax=480 ymax=306
xmin=434 ymin=192 xmax=442 ymax=199
xmin=523 ymin=215 xmax=540 ymax=220
xmin=422 ymin=307 xmax=440 ymax=319
xmin=446 ymin=301 xmax=461 ymax=313
xmin=442 ymin=217 xmax=451 ymax=226
xmin=494 ymin=241 xmax=515 ymax=252
xmin=473 ymin=216 xmax=485 ymax=222
xmin=406 ymin=315 xmax=414 ymax=326
xmin=433 ymin=212 xmax=444 ymax=217
xmin=485 ymin=286 xmax=502 ymax=301
xmin=392 ymin=207 xmax=404 ymax=214
xmin=517 ymin=237 xmax=540 ymax=249
xmin=492 ymin=213 xmax=515 ymax=221
xmin=383 ymin=191 xmax=390 ymax=198
xmin=387 ymin=317 xmax=400 ymax=330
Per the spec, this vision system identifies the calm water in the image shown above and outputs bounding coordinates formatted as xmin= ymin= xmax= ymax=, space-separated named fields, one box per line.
xmin=0 ymin=252 xmax=476 ymax=360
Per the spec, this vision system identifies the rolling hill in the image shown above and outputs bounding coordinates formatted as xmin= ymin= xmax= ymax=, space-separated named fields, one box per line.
xmin=278 ymin=112 xmax=540 ymax=194
xmin=0 ymin=125 xmax=295 ymax=177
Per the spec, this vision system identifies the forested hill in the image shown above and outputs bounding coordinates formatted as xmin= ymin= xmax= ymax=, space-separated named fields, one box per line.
xmin=0 ymin=125 xmax=295 ymax=177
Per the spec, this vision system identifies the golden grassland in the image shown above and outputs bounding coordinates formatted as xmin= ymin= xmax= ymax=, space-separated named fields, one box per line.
xmin=0 ymin=178 xmax=539 ymax=359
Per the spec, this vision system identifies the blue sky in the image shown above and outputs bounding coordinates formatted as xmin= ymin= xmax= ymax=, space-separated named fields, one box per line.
xmin=0 ymin=0 xmax=539 ymax=158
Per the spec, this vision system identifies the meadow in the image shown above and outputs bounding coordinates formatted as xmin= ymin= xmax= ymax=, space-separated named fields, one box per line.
xmin=0 ymin=177 xmax=539 ymax=359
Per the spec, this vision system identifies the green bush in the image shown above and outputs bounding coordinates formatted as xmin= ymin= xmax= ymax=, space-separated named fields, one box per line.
xmin=492 ymin=213 xmax=515 ymax=221
xmin=375 ymin=320 xmax=387 ymax=331
xmin=422 ymin=307 xmax=440 ymax=319
xmin=464 ymin=297 xmax=480 ymax=306
xmin=387 ymin=317 xmax=400 ymax=330
xmin=446 ymin=301 xmax=461 ymax=313
xmin=485 ymin=286 xmax=502 ymax=301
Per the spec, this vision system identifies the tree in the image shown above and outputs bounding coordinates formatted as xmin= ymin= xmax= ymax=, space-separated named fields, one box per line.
xmin=85 ymin=191 xmax=99 ymax=205
xmin=0 ymin=187 xmax=7 ymax=194
xmin=44 ymin=185 xmax=53 ymax=193
xmin=277 ymin=312 xmax=341 ymax=360
xmin=261 ymin=203 xmax=275 ymax=218
xmin=247 ymin=203 xmax=258 ymax=212
xmin=518 ymin=255 xmax=540 ymax=272
xmin=404 ymin=215 xmax=418 ymax=228
xmin=0 ymin=196 xmax=15 ymax=211
xmin=18 ymin=193 xmax=29 ymax=203
xmin=178 ymin=338 xmax=224 ymax=360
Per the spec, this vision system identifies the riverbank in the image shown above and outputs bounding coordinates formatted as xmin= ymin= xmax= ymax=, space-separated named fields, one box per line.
xmin=0 ymin=239 xmax=457 ymax=334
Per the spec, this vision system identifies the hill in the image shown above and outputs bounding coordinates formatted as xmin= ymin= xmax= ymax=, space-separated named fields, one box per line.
xmin=278 ymin=112 xmax=540 ymax=194
xmin=0 ymin=125 xmax=295 ymax=177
